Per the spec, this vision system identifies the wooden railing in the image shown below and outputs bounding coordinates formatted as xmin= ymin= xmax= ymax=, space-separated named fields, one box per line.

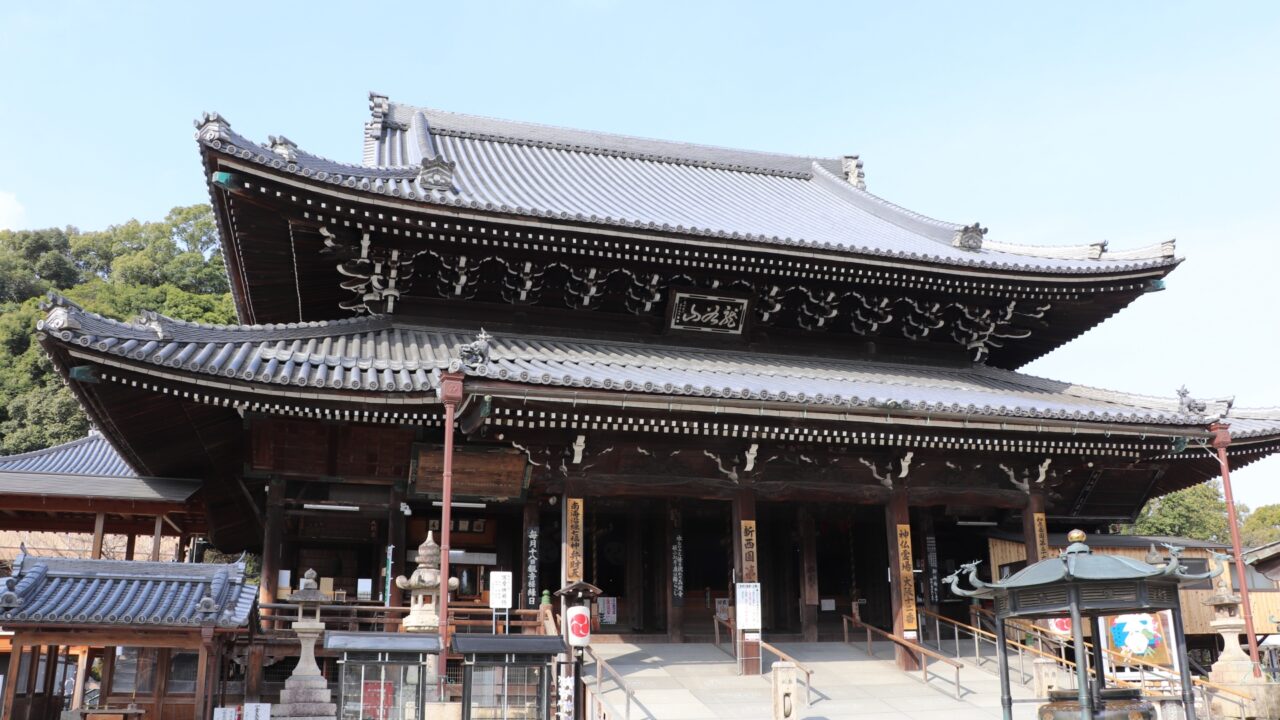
xmin=259 ymin=602 xmax=408 ymax=633
xmin=842 ymin=614 xmax=964 ymax=699
xmin=758 ymin=639 xmax=816 ymax=706
xmin=712 ymin=615 xmax=735 ymax=658
xmin=583 ymin=645 xmax=640 ymax=720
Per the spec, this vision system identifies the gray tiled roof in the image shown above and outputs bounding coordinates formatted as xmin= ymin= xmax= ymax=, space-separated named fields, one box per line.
xmin=0 ymin=471 xmax=199 ymax=503
xmin=40 ymin=296 xmax=1280 ymax=435
xmin=194 ymin=98 xmax=1179 ymax=276
xmin=0 ymin=552 xmax=256 ymax=629
xmin=0 ymin=434 xmax=134 ymax=476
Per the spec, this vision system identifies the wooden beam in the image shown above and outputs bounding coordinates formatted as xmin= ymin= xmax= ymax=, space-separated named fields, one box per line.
xmin=193 ymin=629 xmax=213 ymax=720
xmin=2 ymin=638 xmax=23 ymax=717
xmin=260 ymin=478 xmax=285 ymax=610
xmin=91 ymin=513 xmax=105 ymax=559
xmin=72 ymin=648 xmax=90 ymax=710
xmin=626 ymin=506 xmax=643 ymax=631
xmin=125 ymin=534 xmax=136 ymax=561
xmin=387 ymin=482 xmax=406 ymax=604
xmin=731 ymin=489 xmax=759 ymax=674
xmin=1023 ymin=493 xmax=1048 ymax=564
xmin=520 ymin=501 xmax=540 ymax=610
xmin=150 ymin=515 xmax=163 ymax=561
xmin=245 ymin=642 xmax=265 ymax=702
xmin=0 ymin=495 xmax=191 ymax=515
xmin=14 ymin=630 xmax=206 ymax=649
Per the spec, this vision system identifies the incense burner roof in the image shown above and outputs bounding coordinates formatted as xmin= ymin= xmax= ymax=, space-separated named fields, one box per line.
xmin=38 ymin=294 xmax=1268 ymax=431
xmin=195 ymin=96 xmax=1179 ymax=276
xmin=0 ymin=552 xmax=256 ymax=629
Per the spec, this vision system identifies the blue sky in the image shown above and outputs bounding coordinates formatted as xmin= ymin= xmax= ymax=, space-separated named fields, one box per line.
xmin=1 ymin=2 xmax=1277 ymax=505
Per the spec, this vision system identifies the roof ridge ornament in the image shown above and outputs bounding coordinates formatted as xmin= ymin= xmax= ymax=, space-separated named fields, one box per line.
xmin=268 ymin=135 xmax=298 ymax=163
xmin=458 ymin=329 xmax=492 ymax=369
xmin=417 ymin=156 xmax=456 ymax=192
xmin=841 ymin=155 xmax=866 ymax=189
xmin=1177 ymin=385 xmax=1208 ymax=414
xmin=194 ymin=111 xmax=232 ymax=143
xmin=952 ymin=223 xmax=988 ymax=252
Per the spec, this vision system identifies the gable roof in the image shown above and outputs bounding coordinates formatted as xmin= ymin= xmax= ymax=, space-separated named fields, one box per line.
xmin=0 ymin=433 xmax=134 ymax=476
xmin=194 ymin=95 xmax=1179 ymax=276
xmin=0 ymin=433 xmax=199 ymax=503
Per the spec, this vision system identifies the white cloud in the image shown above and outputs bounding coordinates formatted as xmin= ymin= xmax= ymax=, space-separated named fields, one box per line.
xmin=0 ymin=191 xmax=25 ymax=230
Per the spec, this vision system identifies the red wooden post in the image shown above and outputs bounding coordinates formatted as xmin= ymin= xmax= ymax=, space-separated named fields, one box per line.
xmin=437 ymin=371 xmax=465 ymax=683
xmin=1211 ymin=422 xmax=1262 ymax=676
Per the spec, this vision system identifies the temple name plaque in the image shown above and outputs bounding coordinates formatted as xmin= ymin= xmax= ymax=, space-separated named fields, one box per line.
xmin=896 ymin=524 xmax=918 ymax=631
xmin=668 ymin=291 xmax=750 ymax=335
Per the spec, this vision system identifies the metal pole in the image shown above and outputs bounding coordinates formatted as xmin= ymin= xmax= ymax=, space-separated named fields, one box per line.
xmin=1089 ymin=616 xmax=1105 ymax=711
xmin=1211 ymin=422 xmax=1263 ymax=676
xmin=995 ymin=617 xmax=1012 ymax=720
xmin=438 ymin=372 xmax=464 ymax=686
xmin=1171 ymin=601 xmax=1199 ymax=720
xmin=1067 ymin=589 xmax=1091 ymax=720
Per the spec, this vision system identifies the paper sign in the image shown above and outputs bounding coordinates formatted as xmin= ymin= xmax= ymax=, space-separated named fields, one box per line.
xmin=243 ymin=703 xmax=272 ymax=720
xmin=489 ymin=571 xmax=513 ymax=609
xmin=357 ymin=578 xmax=373 ymax=601
xmin=820 ymin=598 xmax=836 ymax=612
xmin=213 ymin=709 xmax=236 ymax=720
xmin=715 ymin=598 xmax=730 ymax=621
xmin=736 ymin=582 xmax=762 ymax=631
xmin=598 ymin=597 xmax=617 ymax=625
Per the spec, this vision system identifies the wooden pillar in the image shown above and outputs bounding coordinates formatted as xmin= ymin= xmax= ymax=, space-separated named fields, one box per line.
xmin=664 ymin=501 xmax=683 ymax=642
xmin=260 ymin=478 xmax=285 ymax=609
xmin=150 ymin=515 xmax=163 ymax=561
xmin=124 ymin=533 xmax=136 ymax=561
xmin=91 ymin=513 xmax=105 ymax=559
xmin=387 ymin=482 xmax=406 ymax=605
xmin=2 ymin=639 xmax=23 ymax=716
xmin=245 ymin=643 xmax=265 ymax=702
xmin=174 ymin=534 xmax=188 ymax=562
xmin=520 ymin=501 xmax=540 ymax=610
xmin=1023 ymin=493 xmax=1048 ymax=565
xmin=885 ymin=491 xmax=920 ymax=670
xmin=798 ymin=506 xmax=819 ymax=642
xmin=42 ymin=645 xmax=59 ymax=698
xmin=917 ymin=510 xmax=940 ymax=611
xmin=626 ymin=507 xmax=644 ymax=631
xmin=732 ymin=490 xmax=760 ymax=673
xmin=193 ymin=628 xmax=214 ymax=720
xmin=71 ymin=648 xmax=90 ymax=710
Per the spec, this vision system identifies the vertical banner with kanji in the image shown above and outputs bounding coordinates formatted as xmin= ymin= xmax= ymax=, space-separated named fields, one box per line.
xmin=566 ymin=497 xmax=584 ymax=583
xmin=896 ymin=523 xmax=917 ymax=631
xmin=1033 ymin=513 xmax=1052 ymax=563
xmin=739 ymin=520 xmax=758 ymax=581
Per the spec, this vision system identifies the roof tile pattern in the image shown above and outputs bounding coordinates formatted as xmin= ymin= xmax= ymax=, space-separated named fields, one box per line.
xmin=0 ymin=553 xmax=256 ymax=629
xmin=195 ymin=100 xmax=1178 ymax=276
xmin=0 ymin=434 xmax=134 ymax=476
xmin=38 ymin=297 xmax=1280 ymax=435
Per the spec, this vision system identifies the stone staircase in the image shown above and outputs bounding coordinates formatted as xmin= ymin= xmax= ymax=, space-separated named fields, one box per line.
xmin=581 ymin=640 xmax=1045 ymax=720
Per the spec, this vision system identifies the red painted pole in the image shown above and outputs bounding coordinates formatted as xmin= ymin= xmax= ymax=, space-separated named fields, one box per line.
xmin=438 ymin=372 xmax=465 ymax=688
xmin=1210 ymin=422 xmax=1262 ymax=677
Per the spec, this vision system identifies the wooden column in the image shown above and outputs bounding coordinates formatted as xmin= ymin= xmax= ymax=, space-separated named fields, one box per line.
xmin=1022 ymin=493 xmax=1048 ymax=565
xmin=664 ymin=501 xmax=683 ymax=642
xmin=799 ymin=506 xmax=819 ymax=642
xmin=71 ymin=648 xmax=90 ymax=710
xmin=174 ymin=534 xmax=188 ymax=562
xmin=1 ymin=640 xmax=21 ymax=718
xmin=124 ymin=533 xmax=136 ymax=561
xmin=149 ymin=515 xmax=163 ymax=561
xmin=91 ymin=513 xmax=105 ymax=559
xmin=260 ymin=478 xmax=285 ymax=610
xmin=387 ymin=482 xmax=406 ymax=605
xmin=626 ymin=507 xmax=644 ymax=631
xmin=520 ymin=501 xmax=540 ymax=610
xmin=885 ymin=491 xmax=920 ymax=671
xmin=245 ymin=643 xmax=265 ymax=702
xmin=193 ymin=628 xmax=214 ymax=720
xmin=732 ymin=490 xmax=760 ymax=673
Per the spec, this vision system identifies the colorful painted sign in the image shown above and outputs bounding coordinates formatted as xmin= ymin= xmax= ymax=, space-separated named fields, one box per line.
xmin=1102 ymin=611 xmax=1176 ymax=669
xmin=566 ymin=497 xmax=584 ymax=582
xmin=896 ymin=524 xmax=917 ymax=631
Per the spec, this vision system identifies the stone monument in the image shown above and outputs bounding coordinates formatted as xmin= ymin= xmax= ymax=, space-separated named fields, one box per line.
xmin=396 ymin=532 xmax=458 ymax=633
xmin=275 ymin=569 xmax=337 ymax=720
xmin=1204 ymin=567 xmax=1280 ymax=719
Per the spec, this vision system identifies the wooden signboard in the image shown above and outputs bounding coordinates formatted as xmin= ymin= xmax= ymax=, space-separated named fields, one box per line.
xmin=412 ymin=444 xmax=527 ymax=499
xmin=740 ymin=520 xmax=759 ymax=582
xmin=566 ymin=498 xmax=584 ymax=582
xmin=667 ymin=289 xmax=752 ymax=335
xmin=896 ymin=524 xmax=917 ymax=631
xmin=1034 ymin=512 xmax=1052 ymax=563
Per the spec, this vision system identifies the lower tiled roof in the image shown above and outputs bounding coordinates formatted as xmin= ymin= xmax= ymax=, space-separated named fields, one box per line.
xmin=0 ymin=552 xmax=256 ymax=629
xmin=0 ymin=434 xmax=134 ymax=476
xmin=35 ymin=295 xmax=1280 ymax=436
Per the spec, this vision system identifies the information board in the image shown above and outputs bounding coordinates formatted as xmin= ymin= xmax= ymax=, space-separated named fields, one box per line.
xmin=489 ymin=570 xmax=512 ymax=609
xmin=735 ymin=582 xmax=762 ymax=631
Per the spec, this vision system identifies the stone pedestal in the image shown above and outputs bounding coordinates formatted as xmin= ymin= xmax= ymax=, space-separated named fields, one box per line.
xmin=1205 ymin=582 xmax=1280 ymax=719
xmin=274 ymin=618 xmax=336 ymax=720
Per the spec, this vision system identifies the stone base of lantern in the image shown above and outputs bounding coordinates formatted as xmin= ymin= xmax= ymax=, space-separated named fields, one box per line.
xmin=274 ymin=619 xmax=336 ymax=720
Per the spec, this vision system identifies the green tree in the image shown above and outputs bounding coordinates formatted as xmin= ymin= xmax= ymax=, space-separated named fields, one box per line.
xmin=1126 ymin=481 xmax=1230 ymax=542
xmin=1241 ymin=504 xmax=1280 ymax=548
xmin=0 ymin=204 xmax=233 ymax=454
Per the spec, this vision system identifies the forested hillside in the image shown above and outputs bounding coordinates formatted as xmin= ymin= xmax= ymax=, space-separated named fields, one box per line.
xmin=0 ymin=204 xmax=234 ymax=453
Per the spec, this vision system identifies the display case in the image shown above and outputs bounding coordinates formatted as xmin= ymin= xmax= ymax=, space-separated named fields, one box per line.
xmin=324 ymin=632 xmax=443 ymax=720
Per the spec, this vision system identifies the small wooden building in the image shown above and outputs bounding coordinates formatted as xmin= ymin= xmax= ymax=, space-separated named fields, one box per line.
xmin=0 ymin=552 xmax=257 ymax=720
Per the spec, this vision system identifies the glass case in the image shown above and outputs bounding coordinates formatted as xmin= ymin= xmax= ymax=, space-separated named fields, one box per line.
xmin=325 ymin=631 xmax=444 ymax=720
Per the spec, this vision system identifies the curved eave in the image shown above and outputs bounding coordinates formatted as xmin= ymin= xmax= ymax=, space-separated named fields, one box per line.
xmin=197 ymin=126 xmax=1182 ymax=282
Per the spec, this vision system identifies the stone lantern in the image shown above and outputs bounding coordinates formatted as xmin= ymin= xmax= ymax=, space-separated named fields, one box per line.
xmin=395 ymin=532 xmax=458 ymax=633
xmin=275 ymin=569 xmax=336 ymax=720
xmin=1204 ymin=570 xmax=1280 ymax=719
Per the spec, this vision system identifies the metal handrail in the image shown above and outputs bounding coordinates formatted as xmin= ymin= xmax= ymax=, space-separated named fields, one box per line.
xmin=584 ymin=645 xmax=638 ymax=720
xmin=842 ymin=614 xmax=963 ymax=699
xmin=758 ymin=639 xmax=816 ymax=706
